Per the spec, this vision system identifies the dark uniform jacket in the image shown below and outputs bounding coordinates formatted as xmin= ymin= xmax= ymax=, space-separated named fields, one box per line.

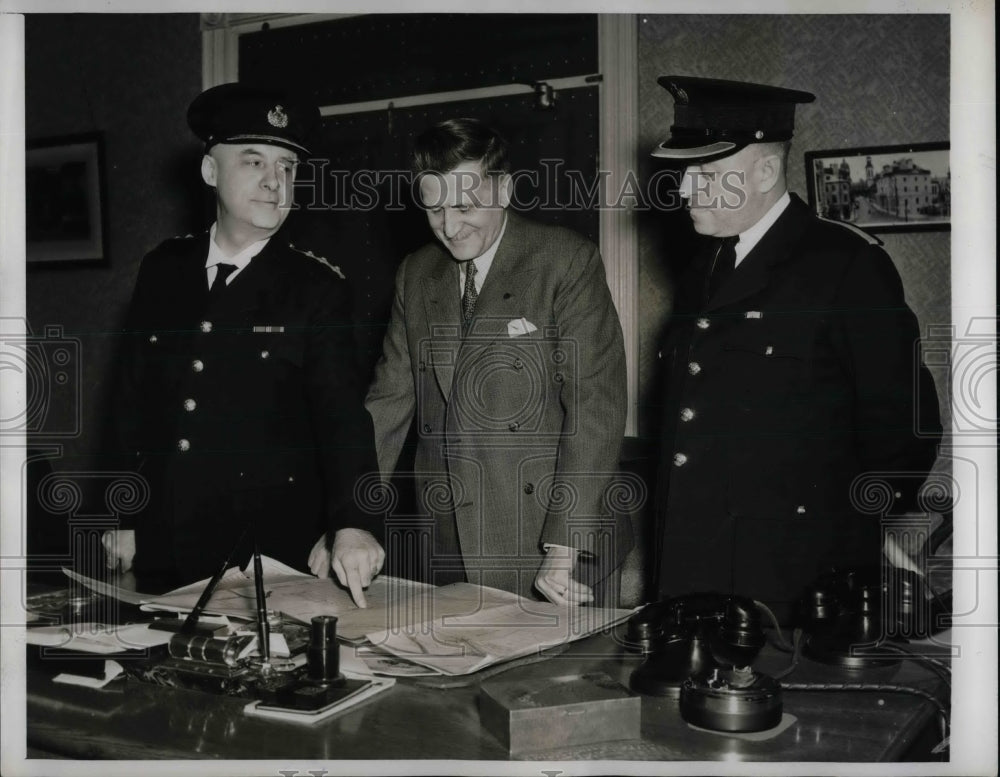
xmin=111 ymin=232 xmax=381 ymax=585
xmin=365 ymin=212 xmax=633 ymax=599
xmin=654 ymin=193 xmax=941 ymax=619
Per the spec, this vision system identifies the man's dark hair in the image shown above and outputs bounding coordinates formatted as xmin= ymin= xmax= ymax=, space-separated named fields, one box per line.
xmin=411 ymin=118 xmax=510 ymax=177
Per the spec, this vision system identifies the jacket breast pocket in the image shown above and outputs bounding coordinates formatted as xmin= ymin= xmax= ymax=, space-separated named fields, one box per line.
xmin=260 ymin=334 xmax=305 ymax=369
xmin=722 ymin=322 xmax=812 ymax=398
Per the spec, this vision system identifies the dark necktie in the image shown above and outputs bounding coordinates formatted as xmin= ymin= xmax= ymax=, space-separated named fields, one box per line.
xmin=708 ymin=236 xmax=739 ymax=299
xmin=461 ymin=260 xmax=479 ymax=323
xmin=208 ymin=263 xmax=237 ymax=302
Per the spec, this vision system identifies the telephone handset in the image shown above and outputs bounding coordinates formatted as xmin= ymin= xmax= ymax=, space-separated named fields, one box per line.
xmin=625 ymin=565 xmax=950 ymax=732
xmin=627 ymin=592 xmax=781 ymax=732
xmin=800 ymin=564 xmax=950 ymax=667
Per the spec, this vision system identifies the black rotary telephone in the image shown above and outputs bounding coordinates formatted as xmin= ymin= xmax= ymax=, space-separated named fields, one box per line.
xmin=625 ymin=563 xmax=952 ymax=733
xmin=799 ymin=565 xmax=950 ymax=667
xmin=626 ymin=592 xmax=782 ymax=733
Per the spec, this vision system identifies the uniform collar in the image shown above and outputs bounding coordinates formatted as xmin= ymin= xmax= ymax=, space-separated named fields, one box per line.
xmin=205 ymin=222 xmax=272 ymax=272
xmin=734 ymin=190 xmax=790 ymax=266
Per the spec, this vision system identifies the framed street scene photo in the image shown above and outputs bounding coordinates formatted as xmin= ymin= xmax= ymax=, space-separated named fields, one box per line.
xmin=805 ymin=142 xmax=950 ymax=233
xmin=26 ymin=132 xmax=109 ymax=266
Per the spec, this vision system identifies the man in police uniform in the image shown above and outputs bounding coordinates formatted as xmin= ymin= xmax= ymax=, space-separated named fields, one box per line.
xmin=650 ymin=76 xmax=941 ymax=621
xmin=101 ymin=83 xmax=385 ymax=605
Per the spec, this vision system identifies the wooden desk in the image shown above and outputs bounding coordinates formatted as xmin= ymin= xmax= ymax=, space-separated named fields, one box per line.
xmin=26 ymin=633 xmax=946 ymax=763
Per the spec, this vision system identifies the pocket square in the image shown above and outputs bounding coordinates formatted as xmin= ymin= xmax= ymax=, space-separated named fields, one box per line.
xmin=507 ymin=317 xmax=538 ymax=337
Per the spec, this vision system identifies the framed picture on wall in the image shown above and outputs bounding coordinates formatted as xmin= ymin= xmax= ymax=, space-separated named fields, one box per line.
xmin=804 ymin=142 xmax=950 ymax=233
xmin=26 ymin=132 xmax=109 ymax=266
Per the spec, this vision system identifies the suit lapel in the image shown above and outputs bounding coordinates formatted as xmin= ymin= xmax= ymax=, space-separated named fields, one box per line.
xmin=421 ymin=253 xmax=463 ymax=400
xmin=709 ymin=194 xmax=810 ymax=310
xmin=464 ymin=212 xmax=538 ymax=344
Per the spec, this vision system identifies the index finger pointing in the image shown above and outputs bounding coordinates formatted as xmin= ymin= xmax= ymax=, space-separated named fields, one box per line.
xmin=346 ymin=567 xmax=369 ymax=609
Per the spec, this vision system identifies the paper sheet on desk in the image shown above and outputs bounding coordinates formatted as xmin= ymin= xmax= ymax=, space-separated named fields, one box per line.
xmin=26 ymin=622 xmax=172 ymax=653
xmin=140 ymin=559 xmax=434 ymax=639
xmin=365 ymin=590 xmax=634 ymax=676
xmin=62 ymin=568 xmax=150 ymax=605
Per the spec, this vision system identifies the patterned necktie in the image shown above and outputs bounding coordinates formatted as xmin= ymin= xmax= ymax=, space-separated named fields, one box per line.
xmin=209 ymin=263 xmax=237 ymax=301
xmin=708 ymin=236 xmax=739 ymax=299
xmin=461 ymin=260 xmax=478 ymax=323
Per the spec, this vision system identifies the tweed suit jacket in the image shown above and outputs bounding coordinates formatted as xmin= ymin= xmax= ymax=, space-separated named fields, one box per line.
xmin=365 ymin=212 xmax=633 ymax=598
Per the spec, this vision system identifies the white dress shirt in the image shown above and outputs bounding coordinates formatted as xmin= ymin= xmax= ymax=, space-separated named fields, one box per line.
xmin=457 ymin=213 xmax=508 ymax=295
xmin=734 ymin=191 xmax=791 ymax=267
xmin=204 ymin=223 xmax=271 ymax=289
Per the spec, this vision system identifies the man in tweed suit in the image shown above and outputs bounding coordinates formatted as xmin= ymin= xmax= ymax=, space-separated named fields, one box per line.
xmin=361 ymin=118 xmax=633 ymax=604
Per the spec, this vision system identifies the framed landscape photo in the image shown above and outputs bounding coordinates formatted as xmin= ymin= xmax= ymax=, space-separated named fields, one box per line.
xmin=26 ymin=132 xmax=109 ymax=266
xmin=804 ymin=142 xmax=950 ymax=233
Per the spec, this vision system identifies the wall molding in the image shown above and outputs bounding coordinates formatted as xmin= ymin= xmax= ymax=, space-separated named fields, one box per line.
xmin=598 ymin=15 xmax=639 ymax=436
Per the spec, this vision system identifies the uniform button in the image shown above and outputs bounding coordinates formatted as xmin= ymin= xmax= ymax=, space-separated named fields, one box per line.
xmin=688 ymin=362 xmax=701 ymax=375
xmin=513 ymin=358 xmax=524 ymax=369
xmin=796 ymin=505 xmax=807 ymax=514
xmin=672 ymin=452 xmax=688 ymax=467
xmin=523 ymin=482 xmax=535 ymax=494
xmin=288 ymin=476 xmax=295 ymax=483
xmin=177 ymin=439 xmax=191 ymax=452
xmin=422 ymin=424 xmax=432 ymax=433
xmin=183 ymin=399 xmax=197 ymax=412
xmin=553 ymin=372 xmax=564 ymax=383
xmin=508 ymin=422 xmax=520 ymax=432
xmin=200 ymin=320 xmax=213 ymax=333
xmin=191 ymin=359 xmax=204 ymax=372
xmin=260 ymin=350 xmax=270 ymax=359
xmin=894 ymin=491 xmax=902 ymax=499
xmin=696 ymin=317 xmax=710 ymax=329
xmin=680 ymin=407 xmax=695 ymax=422
xmin=764 ymin=345 xmax=774 ymax=356
xmin=148 ymin=334 xmax=158 ymax=344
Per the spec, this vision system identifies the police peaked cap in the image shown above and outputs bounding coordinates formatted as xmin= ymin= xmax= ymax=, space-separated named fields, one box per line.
xmin=652 ymin=75 xmax=815 ymax=164
xmin=187 ymin=82 xmax=320 ymax=156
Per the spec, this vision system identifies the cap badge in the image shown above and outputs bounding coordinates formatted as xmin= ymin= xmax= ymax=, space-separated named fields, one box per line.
xmin=267 ymin=105 xmax=289 ymax=129
xmin=672 ymin=83 xmax=689 ymax=103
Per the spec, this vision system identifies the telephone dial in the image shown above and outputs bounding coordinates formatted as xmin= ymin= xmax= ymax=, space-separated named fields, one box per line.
xmin=625 ymin=565 xmax=951 ymax=733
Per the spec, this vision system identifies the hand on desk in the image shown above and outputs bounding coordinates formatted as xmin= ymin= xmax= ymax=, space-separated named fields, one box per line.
xmin=101 ymin=530 xmax=136 ymax=572
xmin=534 ymin=544 xmax=593 ymax=606
xmin=308 ymin=529 xmax=385 ymax=608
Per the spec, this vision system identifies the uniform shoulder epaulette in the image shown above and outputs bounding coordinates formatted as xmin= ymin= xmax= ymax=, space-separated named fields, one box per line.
xmin=288 ymin=243 xmax=346 ymax=279
xmin=816 ymin=217 xmax=884 ymax=247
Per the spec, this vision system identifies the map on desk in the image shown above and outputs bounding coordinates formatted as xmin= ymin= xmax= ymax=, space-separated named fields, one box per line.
xmin=64 ymin=560 xmax=634 ymax=676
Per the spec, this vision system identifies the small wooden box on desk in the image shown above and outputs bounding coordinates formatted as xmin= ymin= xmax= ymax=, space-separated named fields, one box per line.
xmin=479 ymin=671 xmax=641 ymax=754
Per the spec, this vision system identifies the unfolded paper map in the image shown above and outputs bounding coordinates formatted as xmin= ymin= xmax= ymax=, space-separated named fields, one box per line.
xmin=364 ymin=593 xmax=633 ymax=676
xmin=64 ymin=561 xmax=633 ymax=675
